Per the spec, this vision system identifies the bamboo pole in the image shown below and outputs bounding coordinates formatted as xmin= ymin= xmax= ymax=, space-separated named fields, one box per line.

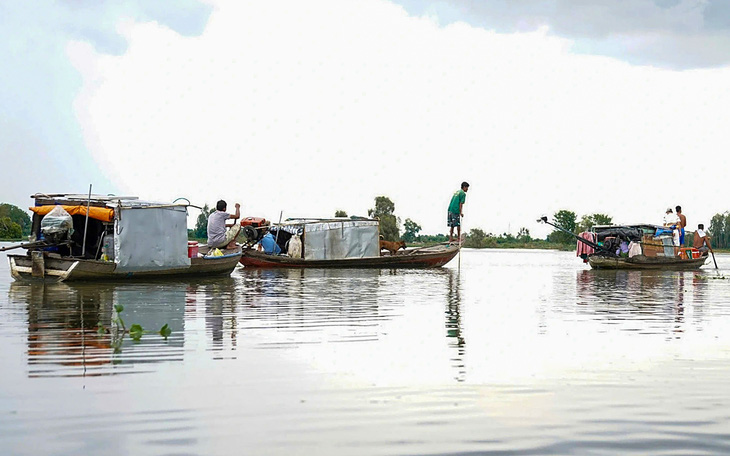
xmin=81 ymin=184 xmax=92 ymax=257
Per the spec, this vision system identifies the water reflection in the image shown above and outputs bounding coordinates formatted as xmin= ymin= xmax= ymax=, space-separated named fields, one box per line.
xmin=574 ymin=269 xmax=714 ymax=339
xmin=3 ymin=249 xmax=730 ymax=455
xmin=6 ymin=267 xmax=474 ymax=379
xmin=233 ymin=268 xmax=390 ymax=347
xmin=445 ymin=269 xmax=466 ymax=382
xmin=8 ymin=280 xmax=195 ymax=377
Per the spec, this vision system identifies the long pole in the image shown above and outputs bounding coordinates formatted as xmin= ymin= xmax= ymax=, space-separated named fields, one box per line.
xmin=458 ymin=218 xmax=463 ymax=270
xmin=273 ymin=211 xmax=283 ymax=253
xmin=81 ymin=184 xmax=92 ymax=257
xmin=538 ymin=217 xmax=616 ymax=256
xmin=711 ymin=250 xmax=718 ymax=269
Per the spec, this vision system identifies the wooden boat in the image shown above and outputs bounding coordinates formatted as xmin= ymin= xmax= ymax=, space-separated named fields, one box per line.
xmin=587 ymin=253 xmax=707 ymax=270
xmin=8 ymin=245 xmax=241 ymax=282
xmin=237 ymin=217 xmax=459 ymax=268
xmin=5 ymin=193 xmax=241 ymax=282
xmin=539 ymin=217 xmax=709 ymax=270
xmin=240 ymin=243 xmax=459 ymax=268
xmin=584 ymin=224 xmax=709 ymax=270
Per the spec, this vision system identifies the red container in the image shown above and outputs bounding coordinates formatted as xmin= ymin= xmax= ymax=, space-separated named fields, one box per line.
xmin=240 ymin=217 xmax=268 ymax=227
xmin=680 ymin=247 xmax=701 ymax=259
xmin=188 ymin=241 xmax=199 ymax=258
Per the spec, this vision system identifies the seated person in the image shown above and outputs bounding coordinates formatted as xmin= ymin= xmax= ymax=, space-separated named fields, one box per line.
xmin=206 ymin=200 xmax=241 ymax=249
xmin=693 ymin=223 xmax=713 ymax=253
xmin=259 ymin=231 xmax=282 ymax=255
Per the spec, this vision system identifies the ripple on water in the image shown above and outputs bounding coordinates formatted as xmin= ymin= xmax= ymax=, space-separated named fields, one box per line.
xmin=1 ymin=249 xmax=730 ymax=455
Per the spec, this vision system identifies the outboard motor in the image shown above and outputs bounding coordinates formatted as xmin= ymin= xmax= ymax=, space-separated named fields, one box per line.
xmin=40 ymin=206 xmax=74 ymax=244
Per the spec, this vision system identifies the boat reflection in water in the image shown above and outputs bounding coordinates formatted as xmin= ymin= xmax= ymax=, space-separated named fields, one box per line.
xmin=574 ymin=269 xmax=713 ymax=339
xmin=9 ymin=279 xmax=198 ymax=378
xmin=8 ymin=266 xmax=470 ymax=381
xmin=234 ymin=268 xmax=386 ymax=348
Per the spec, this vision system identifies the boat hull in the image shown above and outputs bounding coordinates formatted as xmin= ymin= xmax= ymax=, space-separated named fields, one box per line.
xmin=8 ymin=247 xmax=241 ymax=282
xmin=240 ymin=244 xmax=459 ymax=268
xmin=588 ymin=254 xmax=707 ymax=270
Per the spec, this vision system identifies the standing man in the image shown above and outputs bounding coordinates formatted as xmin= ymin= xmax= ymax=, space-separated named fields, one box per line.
xmin=447 ymin=181 xmax=469 ymax=243
xmin=207 ymin=200 xmax=241 ymax=249
xmin=676 ymin=205 xmax=687 ymax=246
xmin=663 ymin=207 xmax=680 ymax=246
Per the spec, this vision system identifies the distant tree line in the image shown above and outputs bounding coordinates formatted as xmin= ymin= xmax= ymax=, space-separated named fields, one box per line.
xmin=546 ymin=210 xmax=612 ymax=245
xmin=545 ymin=208 xmax=730 ymax=249
xmin=709 ymin=211 xmax=730 ymax=249
xmin=0 ymin=203 xmax=32 ymax=240
xmin=187 ymin=199 xmax=624 ymax=250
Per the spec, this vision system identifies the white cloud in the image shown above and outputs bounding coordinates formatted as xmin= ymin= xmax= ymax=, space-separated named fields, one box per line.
xmin=69 ymin=0 xmax=730 ymax=237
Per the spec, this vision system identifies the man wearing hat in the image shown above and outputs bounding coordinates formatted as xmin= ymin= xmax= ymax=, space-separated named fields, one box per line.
xmin=663 ymin=207 xmax=680 ymax=246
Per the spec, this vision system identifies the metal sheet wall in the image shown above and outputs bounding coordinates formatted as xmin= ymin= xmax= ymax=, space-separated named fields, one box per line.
xmin=303 ymin=221 xmax=379 ymax=260
xmin=114 ymin=207 xmax=190 ymax=273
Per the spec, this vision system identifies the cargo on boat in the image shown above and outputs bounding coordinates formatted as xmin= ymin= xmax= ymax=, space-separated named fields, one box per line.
xmin=238 ymin=217 xmax=459 ymax=268
xmin=579 ymin=224 xmax=708 ymax=270
xmin=539 ymin=217 xmax=708 ymax=270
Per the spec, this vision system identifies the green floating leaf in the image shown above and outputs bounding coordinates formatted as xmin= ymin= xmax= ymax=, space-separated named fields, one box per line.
xmin=96 ymin=322 xmax=106 ymax=335
xmin=129 ymin=324 xmax=144 ymax=341
xmin=159 ymin=324 xmax=172 ymax=340
xmin=114 ymin=304 xmax=124 ymax=313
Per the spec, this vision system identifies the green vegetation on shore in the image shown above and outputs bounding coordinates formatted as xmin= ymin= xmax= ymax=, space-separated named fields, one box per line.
xmin=0 ymin=203 xmax=32 ymax=241
xmin=135 ymin=197 xmax=730 ymax=253
xmin=709 ymin=212 xmax=730 ymax=249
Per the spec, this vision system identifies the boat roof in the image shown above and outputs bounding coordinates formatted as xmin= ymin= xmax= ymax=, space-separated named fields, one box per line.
xmin=592 ymin=224 xmax=662 ymax=230
xmin=31 ymin=193 xmax=187 ymax=209
xmin=282 ymin=217 xmax=379 ymax=225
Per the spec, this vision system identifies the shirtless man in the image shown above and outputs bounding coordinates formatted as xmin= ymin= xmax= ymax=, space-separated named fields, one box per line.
xmin=676 ymin=206 xmax=687 ymax=246
xmin=693 ymin=223 xmax=713 ymax=254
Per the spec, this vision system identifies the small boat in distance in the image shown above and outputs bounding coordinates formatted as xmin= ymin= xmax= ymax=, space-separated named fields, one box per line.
xmin=538 ymin=217 xmax=708 ymax=270
xmin=238 ymin=217 xmax=459 ymax=268
xmin=4 ymin=193 xmax=241 ymax=282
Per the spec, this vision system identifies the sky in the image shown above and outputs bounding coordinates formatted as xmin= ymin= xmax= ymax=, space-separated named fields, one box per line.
xmin=2 ymin=0 xmax=730 ymax=238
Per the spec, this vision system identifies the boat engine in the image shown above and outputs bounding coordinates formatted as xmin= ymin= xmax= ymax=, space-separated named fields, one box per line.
xmin=40 ymin=206 xmax=74 ymax=244
xmin=240 ymin=217 xmax=268 ymax=242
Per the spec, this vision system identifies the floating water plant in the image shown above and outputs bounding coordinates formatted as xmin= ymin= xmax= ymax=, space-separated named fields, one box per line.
xmin=96 ymin=304 xmax=172 ymax=344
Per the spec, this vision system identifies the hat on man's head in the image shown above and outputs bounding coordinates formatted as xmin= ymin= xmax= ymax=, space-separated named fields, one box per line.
xmin=666 ymin=207 xmax=673 ymax=213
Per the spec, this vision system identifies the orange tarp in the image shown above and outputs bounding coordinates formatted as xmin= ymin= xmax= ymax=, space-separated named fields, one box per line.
xmin=30 ymin=205 xmax=114 ymax=222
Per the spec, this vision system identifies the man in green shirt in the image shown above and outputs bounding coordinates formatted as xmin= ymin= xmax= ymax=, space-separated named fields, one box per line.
xmin=448 ymin=181 xmax=469 ymax=243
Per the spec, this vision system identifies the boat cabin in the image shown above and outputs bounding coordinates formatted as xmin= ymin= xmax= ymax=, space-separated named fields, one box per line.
xmin=251 ymin=217 xmax=381 ymax=260
xmin=26 ymin=193 xmax=192 ymax=273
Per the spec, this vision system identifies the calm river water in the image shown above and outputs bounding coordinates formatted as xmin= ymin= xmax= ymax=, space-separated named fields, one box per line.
xmin=2 ymin=245 xmax=730 ymax=455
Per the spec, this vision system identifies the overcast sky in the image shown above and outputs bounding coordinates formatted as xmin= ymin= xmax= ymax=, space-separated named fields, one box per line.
xmin=2 ymin=0 xmax=729 ymax=238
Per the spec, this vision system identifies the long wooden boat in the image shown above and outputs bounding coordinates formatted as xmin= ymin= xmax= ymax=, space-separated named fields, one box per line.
xmin=587 ymin=254 xmax=707 ymax=270
xmin=239 ymin=243 xmax=459 ymax=268
xmin=8 ymin=246 xmax=241 ymax=282
xmin=5 ymin=193 xmax=242 ymax=282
